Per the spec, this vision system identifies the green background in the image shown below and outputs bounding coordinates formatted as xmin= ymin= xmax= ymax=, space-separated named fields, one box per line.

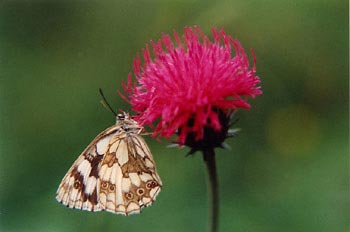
xmin=0 ymin=1 xmax=348 ymax=231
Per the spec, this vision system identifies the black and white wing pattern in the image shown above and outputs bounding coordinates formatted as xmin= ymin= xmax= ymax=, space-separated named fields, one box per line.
xmin=56 ymin=113 xmax=162 ymax=215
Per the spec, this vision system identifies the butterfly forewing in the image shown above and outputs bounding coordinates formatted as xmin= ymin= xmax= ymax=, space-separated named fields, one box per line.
xmin=56 ymin=114 xmax=161 ymax=215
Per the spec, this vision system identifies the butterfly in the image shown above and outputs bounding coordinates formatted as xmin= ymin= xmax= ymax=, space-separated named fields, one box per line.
xmin=56 ymin=112 xmax=162 ymax=215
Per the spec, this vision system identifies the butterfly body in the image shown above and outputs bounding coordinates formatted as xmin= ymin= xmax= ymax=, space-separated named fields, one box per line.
xmin=56 ymin=113 xmax=161 ymax=215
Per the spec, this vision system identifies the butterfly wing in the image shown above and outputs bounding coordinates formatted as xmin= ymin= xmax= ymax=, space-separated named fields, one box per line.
xmin=98 ymin=133 xmax=162 ymax=215
xmin=56 ymin=125 xmax=119 ymax=212
xmin=56 ymin=125 xmax=162 ymax=215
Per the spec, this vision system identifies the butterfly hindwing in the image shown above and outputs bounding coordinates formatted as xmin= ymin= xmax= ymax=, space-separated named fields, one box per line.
xmin=56 ymin=114 xmax=162 ymax=215
xmin=97 ymin=133 xmax=162 ymax=214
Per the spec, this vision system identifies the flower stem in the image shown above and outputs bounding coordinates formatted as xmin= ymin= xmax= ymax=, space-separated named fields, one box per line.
xmin=203 ymin=148 xmax=219 ymax=232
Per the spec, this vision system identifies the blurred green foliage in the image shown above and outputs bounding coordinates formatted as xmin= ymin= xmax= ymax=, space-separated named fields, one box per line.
xmin=0 ymin=1 xmax=348 ymax=231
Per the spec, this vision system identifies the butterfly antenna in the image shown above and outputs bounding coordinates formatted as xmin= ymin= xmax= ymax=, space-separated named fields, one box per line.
xmin=99 ymin=88 xmax=117 ymax=116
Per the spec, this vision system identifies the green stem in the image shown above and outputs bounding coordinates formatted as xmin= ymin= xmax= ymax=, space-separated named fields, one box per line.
xmin=203 ymin=148 xmax=219 ymax=232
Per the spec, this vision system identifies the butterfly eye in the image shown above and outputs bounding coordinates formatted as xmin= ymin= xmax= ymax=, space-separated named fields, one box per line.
xmin=117 ymin=114 xmax=125 ymax=120
xmin=73 ymin=180 xmax=81 ymax=189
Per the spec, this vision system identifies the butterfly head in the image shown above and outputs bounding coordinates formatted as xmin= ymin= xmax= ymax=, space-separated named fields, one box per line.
xmin=116 ymin=112 xmax=129 ymax=121
xmin=116 ymin=112 xmax=143 ymax=134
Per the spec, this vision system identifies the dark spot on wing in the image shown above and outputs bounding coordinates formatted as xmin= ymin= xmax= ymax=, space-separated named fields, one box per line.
xmin=89 ymin=155 xmax=103 ymax=178
xmin=88 ymin=189 xmax=98 ymax=205
xmin=70 ymin=167 xmax=87 ymax=202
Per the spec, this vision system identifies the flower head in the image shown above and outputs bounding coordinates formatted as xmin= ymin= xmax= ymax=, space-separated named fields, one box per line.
xmin=123 ymin=26 xmax=262 ymax=147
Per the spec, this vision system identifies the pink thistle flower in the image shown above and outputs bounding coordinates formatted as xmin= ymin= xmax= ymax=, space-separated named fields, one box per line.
xmin=123 ymin=26 xmax=262 ymax=148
